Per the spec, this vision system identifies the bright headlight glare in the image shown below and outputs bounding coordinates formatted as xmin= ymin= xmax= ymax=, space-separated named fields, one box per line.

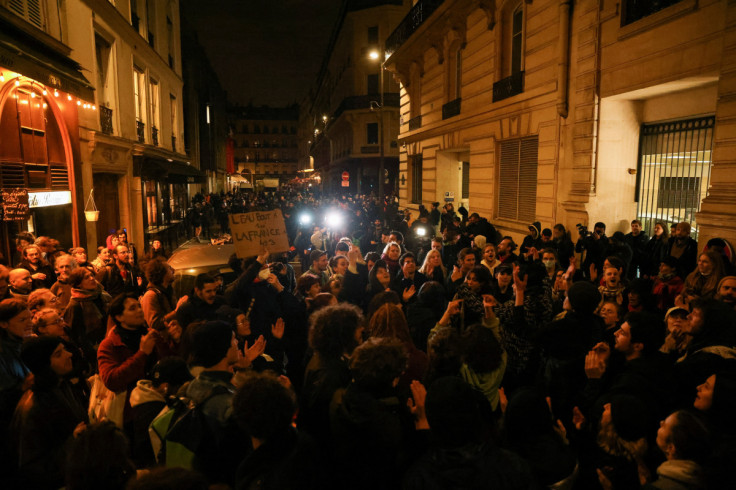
xmin=416 ymin=227 xmax=427 ymax=237
xmin=299 ymin=213 xmax=312 ymax=225
xmin=325 ymin=211 xmax=343 ymax=228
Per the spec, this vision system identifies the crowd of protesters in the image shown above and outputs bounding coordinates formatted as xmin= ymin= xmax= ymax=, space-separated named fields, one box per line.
xmin=0 ymin=186 xmax=735 ymax=490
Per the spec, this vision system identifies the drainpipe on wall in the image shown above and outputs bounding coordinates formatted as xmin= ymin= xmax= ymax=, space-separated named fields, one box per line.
xmin=557 ymin=0 xmax=572 ymax=118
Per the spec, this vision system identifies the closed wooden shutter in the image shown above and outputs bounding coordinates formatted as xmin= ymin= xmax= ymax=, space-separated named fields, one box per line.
xmin=8 ymin=0 xmax=43 ymax=29
xmin=497 ymin=136 xmax=537 ymax=221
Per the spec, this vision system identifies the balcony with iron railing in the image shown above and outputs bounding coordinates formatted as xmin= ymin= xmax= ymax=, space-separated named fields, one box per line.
xmin=333 ymin=93 xmax=400 ymax=119
xmin=408 ymin=115 xmax=422 ymax=131
xmin=136 ymin=120 xmax=145 ymax=143
xmin=622 ymin=0 xmax=684 ymax=26
xmin=442 ymin=98 xmax=461 ymax=120
xmin=385 ymin=0 xmax=445 ymax=58
xmin=493 ymin=71 xmax=525 ymax=102
xmin=152 ymin=126 xmax=159 ymax=146
xmin=99 ymin=106 xmax=113 ymax=135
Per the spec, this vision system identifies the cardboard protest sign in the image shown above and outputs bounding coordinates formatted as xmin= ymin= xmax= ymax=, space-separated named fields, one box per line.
xmin=230 ymin=209 xmax=290 ymax=258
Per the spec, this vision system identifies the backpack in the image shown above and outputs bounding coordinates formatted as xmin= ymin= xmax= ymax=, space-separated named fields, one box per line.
xmin=151 ymin=385 xmax=232 ymax=469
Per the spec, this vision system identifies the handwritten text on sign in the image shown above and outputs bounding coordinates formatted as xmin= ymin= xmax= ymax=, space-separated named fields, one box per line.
xmin=2 ymin=188 xmax=30 ymax=221
xmin=229 ymin=210 xmax=290 ymax=258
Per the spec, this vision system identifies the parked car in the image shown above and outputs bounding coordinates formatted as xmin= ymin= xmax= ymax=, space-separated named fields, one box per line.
xmin=167 ymin=240 xmax=238 ymax=300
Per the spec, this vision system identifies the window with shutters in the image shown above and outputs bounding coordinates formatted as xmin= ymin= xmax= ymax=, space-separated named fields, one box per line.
xmin=133 ymin=66 xmax=146 ymax=123
xmin=461 ymin=161 xmax=469 ymax=199
xmin=497 ymin=136 xmax=538 ymax=222
xmin=411 ymin=154 xmax=423 ymax=204
xmin=7 ymin=0 xmax=44 ymax=29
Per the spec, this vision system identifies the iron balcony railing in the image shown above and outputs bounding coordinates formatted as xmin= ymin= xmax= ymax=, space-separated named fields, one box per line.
xmin=333 ymin=93 xmax=400 ymax=119
xmin=136 ymin=120 xmax=145 ymax=143
xmin=408 ymin=115 xmax=422 ymax=131
xmin=442 ymin=98 xmax=461 ymax=120
xmin=385 ymin=0 xmax=445 ymax=58
xmin=493 ymin=71 xmax=525 ymax=102
xmin=151 ymin=126 xmax=159 ymax=146
xmin=622 ymin=0 xmax=683 ymax=26
xmin=99 ymin=106 xmax=113 ymax=135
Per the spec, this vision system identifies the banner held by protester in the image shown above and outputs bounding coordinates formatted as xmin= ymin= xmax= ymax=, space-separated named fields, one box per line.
xmin=230 ymin=209 xmax=290 ymax=258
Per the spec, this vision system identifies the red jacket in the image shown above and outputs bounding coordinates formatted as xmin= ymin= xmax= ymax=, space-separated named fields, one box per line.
xmin=652 ymin=276 xmax=684 ymax=311
xmin=97 ymin=326 xmax=176 ymax=421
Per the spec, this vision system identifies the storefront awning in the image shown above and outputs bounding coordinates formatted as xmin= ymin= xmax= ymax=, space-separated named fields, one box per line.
xmin=0 ymin=28 xmax=95 ymax=101
xmin=139 ymin=158 xmax=206 ymax=184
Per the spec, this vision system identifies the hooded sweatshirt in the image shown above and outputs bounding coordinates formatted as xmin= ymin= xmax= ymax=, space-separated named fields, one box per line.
xmin=646 ymin=459 xmax=705 ymax=490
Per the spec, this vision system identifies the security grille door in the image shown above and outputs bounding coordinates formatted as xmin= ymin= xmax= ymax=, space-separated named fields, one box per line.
xmin=635 ymin=116 xmax=714 ymax=240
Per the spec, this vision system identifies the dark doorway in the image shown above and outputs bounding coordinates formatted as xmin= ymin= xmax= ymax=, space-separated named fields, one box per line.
xmin=93 ymin=173 xmax=120 ymax=246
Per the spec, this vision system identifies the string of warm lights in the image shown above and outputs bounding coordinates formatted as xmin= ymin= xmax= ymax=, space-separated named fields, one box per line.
xmin=0 ymin=72 xmax=96 ymax=110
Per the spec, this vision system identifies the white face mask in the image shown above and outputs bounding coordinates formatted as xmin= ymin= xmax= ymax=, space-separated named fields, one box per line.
xmin=258 ymin=269 xmax=271 ymax=281
xmin=543 ymin=260 xmax=556 ymax=270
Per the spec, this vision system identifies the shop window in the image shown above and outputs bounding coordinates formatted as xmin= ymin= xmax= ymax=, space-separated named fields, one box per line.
xmin=497 ymin=136 xmax=538 ymax=222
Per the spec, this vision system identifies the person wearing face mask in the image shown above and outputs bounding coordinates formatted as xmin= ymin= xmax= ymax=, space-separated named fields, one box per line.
xmin=652 ymin=257 xmax=685 ymax=311
xmin=540 ymin=248 xmax=560 ymax=280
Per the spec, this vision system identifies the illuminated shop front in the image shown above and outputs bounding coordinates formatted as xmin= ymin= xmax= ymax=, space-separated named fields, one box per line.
xmin=0 ymin=22 xmax=94 ymax=261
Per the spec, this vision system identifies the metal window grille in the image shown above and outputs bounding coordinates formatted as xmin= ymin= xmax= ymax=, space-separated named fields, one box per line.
xmin=497 ymin=136 xmax=538 ymax=222
xmin=635 ymin=116 xmax=714 ymax=241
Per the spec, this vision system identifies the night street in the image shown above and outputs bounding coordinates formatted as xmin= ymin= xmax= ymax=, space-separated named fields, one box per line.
xmin=0 ymin=0 xmax=735 ymax=489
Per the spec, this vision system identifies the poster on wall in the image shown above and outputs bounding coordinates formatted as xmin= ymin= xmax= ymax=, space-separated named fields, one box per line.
xmin=1 ymin=188 xmax=30 ymax=221
xmin=229 ymin=209 xmax=290 ymax=258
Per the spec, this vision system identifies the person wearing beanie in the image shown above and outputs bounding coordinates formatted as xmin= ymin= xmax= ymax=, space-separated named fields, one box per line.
xmin=715 ymin=275 xmax=736 ymax=309
xmin=11 ymin=336 xmax=88 ymax=488
xmin=404 ymin=376 xmax=533 ymax=489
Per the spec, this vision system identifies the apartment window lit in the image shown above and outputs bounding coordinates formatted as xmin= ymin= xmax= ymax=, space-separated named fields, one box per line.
xmin=206 ymin=104 xmax=210 ymax=124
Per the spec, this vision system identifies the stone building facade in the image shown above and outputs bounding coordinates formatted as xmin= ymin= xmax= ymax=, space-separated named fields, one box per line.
xmin=387 ymin=0 xmax=735 ymax=251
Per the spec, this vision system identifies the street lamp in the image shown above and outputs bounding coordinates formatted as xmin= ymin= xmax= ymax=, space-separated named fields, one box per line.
xmin=368 ymin=49 xmax=386 ymax=199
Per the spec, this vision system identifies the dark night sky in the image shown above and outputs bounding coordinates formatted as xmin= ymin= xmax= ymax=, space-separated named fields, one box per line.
xmin=181 ymin=0 xmax=344 ymax=107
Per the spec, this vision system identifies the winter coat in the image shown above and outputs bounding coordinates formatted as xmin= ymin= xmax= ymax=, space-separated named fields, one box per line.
xmin=235 ymin=428 xmax=322 ymax=490
xmin=140 ymin=284 xmax=174 ymax=332
xmin=175 ymin=294 xmax=226 ymax=330
xmin=10 ymin=380 xmax=88 ymax=489
xmin=644 ymin=460 xmax=705 ymax=490
xmin=129 ymin=379 xmax=167 ymax=468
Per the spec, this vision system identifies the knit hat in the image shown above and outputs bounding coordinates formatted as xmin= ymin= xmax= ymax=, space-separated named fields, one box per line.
xmin=216 ymin=305 xmax=244 ymax=327
xmin=610 ymin=394 xmax=649 ymax=442
xmin=567 ymin=281 xmax=602 ymax=315
xmin=473 ymin=235 xmax=487 ymax=250
xmin=150 ymin=357 xmax=193 ymax=388
xmin=21 ymin=336 xmax=62 ymax=375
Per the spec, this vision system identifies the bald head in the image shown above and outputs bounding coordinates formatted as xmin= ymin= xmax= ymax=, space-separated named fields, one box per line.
xmin=10 ymin=269 xmax=32 ymax=293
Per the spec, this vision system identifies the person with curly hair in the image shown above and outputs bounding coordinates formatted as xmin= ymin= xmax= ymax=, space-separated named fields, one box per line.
xmin=298 ymin=303 xmax=364 ymax=449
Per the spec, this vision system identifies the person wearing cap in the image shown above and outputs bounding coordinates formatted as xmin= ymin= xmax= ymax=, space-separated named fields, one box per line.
xmin=660 ymin=306 xmax=690 ymax=357
xmin=128 ymin=357 xmax=192 ymax=468
xmin=11 ymin=336 xmax=87 ymax=488
xmin=652 ymin=256 xmax=685 ymax=311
